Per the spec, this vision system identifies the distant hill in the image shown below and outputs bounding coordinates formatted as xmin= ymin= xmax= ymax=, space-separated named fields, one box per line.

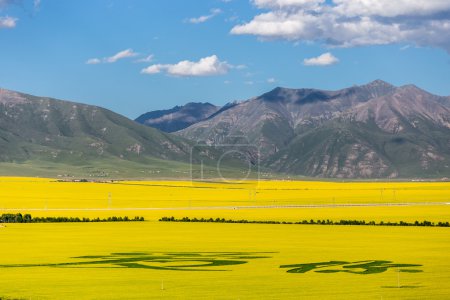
xmin=0 ymin=88 xmax=195 ymax=162
xmin=135 ymin=102 xmax=219 ymax=132
xmin=177 ymin=80 xmax=450 ymax=178
xmin=0 ymin=89 xmax=231 ymax=178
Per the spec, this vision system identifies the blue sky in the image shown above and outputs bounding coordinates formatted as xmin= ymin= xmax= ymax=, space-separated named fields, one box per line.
xmin=0 ymin=0 xmax=449 ymax=118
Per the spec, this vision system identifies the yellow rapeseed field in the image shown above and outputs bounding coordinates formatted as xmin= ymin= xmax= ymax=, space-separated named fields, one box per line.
xmin=0 ymin=222 xmax=449 ymax=299
xmin=0 ymin=177 xmax=449 ymax=299
xmin=0 ymin=177 xmax=449 ymax=222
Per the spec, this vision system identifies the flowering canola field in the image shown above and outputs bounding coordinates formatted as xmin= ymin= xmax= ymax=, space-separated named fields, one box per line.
xmin=0 ymin=177 xmax=449 ymax=222
xmin=0 ymin=177 xmax=449 ymax=299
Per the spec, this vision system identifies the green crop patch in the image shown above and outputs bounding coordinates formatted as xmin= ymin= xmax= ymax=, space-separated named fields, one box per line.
xmin=280 ymin=260 xmax=423 ymax=275
xmin=0 ymin=252 xmax=273 ymax=272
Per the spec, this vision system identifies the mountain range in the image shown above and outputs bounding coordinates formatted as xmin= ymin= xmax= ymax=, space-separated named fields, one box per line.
xmin=140 ymin=80 xmax=450 ymax=178
xmin=1 ymin=80 xmax=450 ymax=179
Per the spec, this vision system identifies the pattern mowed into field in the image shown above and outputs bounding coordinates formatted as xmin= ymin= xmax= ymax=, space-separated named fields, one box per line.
xmin=0 ymin=222 xmax=449 ymax=299
xmin=0 ymin=178 xmax=449 ymax=299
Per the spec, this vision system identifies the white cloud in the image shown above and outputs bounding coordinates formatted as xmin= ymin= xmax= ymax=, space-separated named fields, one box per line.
xmin=253 ymin=0 xmax=325 ymax=9
xmin=141 ymin=55 xmax=231 ymax=77
xmin=141 ymin=64 xmax=162 ymax=74
xmin=86 ymin=49 xmax=139 ymax=65
xmin=134 ymin=54 xmax=154 ymax=63
xmin=267 ymin=77 xmax=276 ymax=83
xmin=188 ymin=8 xmax=222 ymax=24
xmin=231 ymin=0 xmax=450 ymax=52
xmin=188 ymin=15 xmax=211 ymax=24
xmin=333 ymin=0 xmax=450 ymax=17
xmin=34 ymin=0 xmax=41 ymax=9
xmin=86 ymin=58 xmax=101 ymax=65
xmin=104 ymin=48 xmax=138 ymax=63
xmin=303 ymin=52 xmax=339 ymax=66
xmin=0 ymin=16 xmax=17 ymax=29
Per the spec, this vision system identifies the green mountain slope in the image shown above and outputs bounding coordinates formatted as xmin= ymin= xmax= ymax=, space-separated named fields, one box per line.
xmin=0 ymin=88 xmax=192 ymax=162
xmin=0 ymin=89 xmax=221 ymax=178
xmin=266 ymin=118 xmax=450 ymax=178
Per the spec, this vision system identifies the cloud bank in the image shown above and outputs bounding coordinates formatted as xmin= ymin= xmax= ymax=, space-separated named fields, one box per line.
xmin=231 ymin=0 xmax=450 ymax=52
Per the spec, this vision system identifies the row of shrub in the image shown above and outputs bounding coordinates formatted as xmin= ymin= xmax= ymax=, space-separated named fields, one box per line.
xmin=0 ymin=213 xmax=144 ymax=223
xmin=159 ymin=216 xmax=450 ymax=227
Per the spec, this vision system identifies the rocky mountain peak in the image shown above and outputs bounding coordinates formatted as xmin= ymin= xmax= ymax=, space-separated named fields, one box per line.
xmin=365 ymin=79 xmax=395 ymax=88
xmin=0 ymin=88 xmax=29 ymax=104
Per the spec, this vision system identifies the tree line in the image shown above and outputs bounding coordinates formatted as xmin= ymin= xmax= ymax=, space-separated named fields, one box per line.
xmin=159 ymin=216 xmax=450 ymax=227
xmin=0 ymin=213 xmax=144 ymax=223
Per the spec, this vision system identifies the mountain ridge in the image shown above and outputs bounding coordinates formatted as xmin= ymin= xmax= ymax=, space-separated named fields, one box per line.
xmin=175 ymin=80 xmax=450 ymax=178
xmin=135 ymin=102 xmax=219 ymax=132
xmin=1 ymin=81 xmax=450 ymax=179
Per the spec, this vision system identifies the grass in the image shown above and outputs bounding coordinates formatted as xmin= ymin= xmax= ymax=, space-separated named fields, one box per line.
xmin=0 ymin=157 xmax=265 ymax=180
